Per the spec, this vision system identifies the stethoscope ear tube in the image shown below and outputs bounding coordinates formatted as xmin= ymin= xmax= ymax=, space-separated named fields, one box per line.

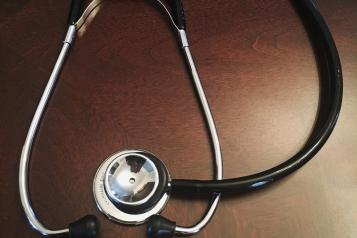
xmin=18 ymin=20 xmax=99 ymax=238
xmin=170 ymin=0 xmax=343 ymax=194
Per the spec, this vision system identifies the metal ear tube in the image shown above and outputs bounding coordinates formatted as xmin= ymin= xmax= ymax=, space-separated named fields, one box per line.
xmin=19 ymin=1 xmax=100 ymax=237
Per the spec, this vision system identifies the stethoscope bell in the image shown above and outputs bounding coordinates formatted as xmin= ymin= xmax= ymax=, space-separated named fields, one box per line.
xmin=93 ymin=150 xmax=171 ymax=225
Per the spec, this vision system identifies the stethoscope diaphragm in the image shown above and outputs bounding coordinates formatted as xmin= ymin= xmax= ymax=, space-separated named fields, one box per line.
xmin=93 ymin=150 xmax=171 ymax=224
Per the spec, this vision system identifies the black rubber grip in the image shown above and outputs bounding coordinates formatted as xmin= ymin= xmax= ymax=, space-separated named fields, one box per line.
xmin=173 ymin=0 xmax=186 ymax=29
xmin=68 ymin=0 xmax=83 ymax=25
xmin=146 ymin=215 xmax=176 ymax=238
xmin=68 ymin=215 xmax=99 ymax=238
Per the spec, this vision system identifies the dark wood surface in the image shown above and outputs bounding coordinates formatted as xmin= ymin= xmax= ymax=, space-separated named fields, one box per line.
xmin=1 ymin=0 xmax=356 ymax=237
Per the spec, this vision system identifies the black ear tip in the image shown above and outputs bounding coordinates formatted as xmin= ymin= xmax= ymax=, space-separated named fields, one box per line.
xmin=69 ymin=215 xmax=99 ymax=238
xmin=146 ymin=215 xmax=176 ymax=238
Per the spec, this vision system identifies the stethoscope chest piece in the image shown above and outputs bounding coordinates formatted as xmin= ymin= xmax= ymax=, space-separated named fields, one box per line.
xmin=93 ymin=150 xmax=171 ymax=225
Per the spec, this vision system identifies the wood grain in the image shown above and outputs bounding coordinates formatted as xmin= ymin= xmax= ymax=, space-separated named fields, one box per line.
xmin=0 ymin=0 xmax=356 ymax=237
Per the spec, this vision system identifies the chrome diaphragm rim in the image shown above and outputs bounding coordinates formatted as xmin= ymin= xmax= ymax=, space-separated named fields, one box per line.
xmin=93 ymin=150 xmax=171 ymax=225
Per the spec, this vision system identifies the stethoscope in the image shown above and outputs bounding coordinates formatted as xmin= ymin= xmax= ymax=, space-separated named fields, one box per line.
xmin=19 ymin=0 xmax=342 ymax=238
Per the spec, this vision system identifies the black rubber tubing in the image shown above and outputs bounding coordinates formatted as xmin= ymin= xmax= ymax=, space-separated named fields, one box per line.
xmin=173 ymin=0 xmax=186 ymax=29
xmin=171 ymin=0 xmax=343 ymax=194
xmin=68 ymin=0 xmax=83 ymax=25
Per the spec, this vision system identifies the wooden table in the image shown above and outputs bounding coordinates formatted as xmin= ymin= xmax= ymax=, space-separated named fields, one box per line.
xmin=1 ymin=0 xmax=356 ymax=237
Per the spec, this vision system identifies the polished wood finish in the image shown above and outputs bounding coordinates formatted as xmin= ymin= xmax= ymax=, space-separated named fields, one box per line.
xmin=1 ymin=0 xmax=356 ymax=237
